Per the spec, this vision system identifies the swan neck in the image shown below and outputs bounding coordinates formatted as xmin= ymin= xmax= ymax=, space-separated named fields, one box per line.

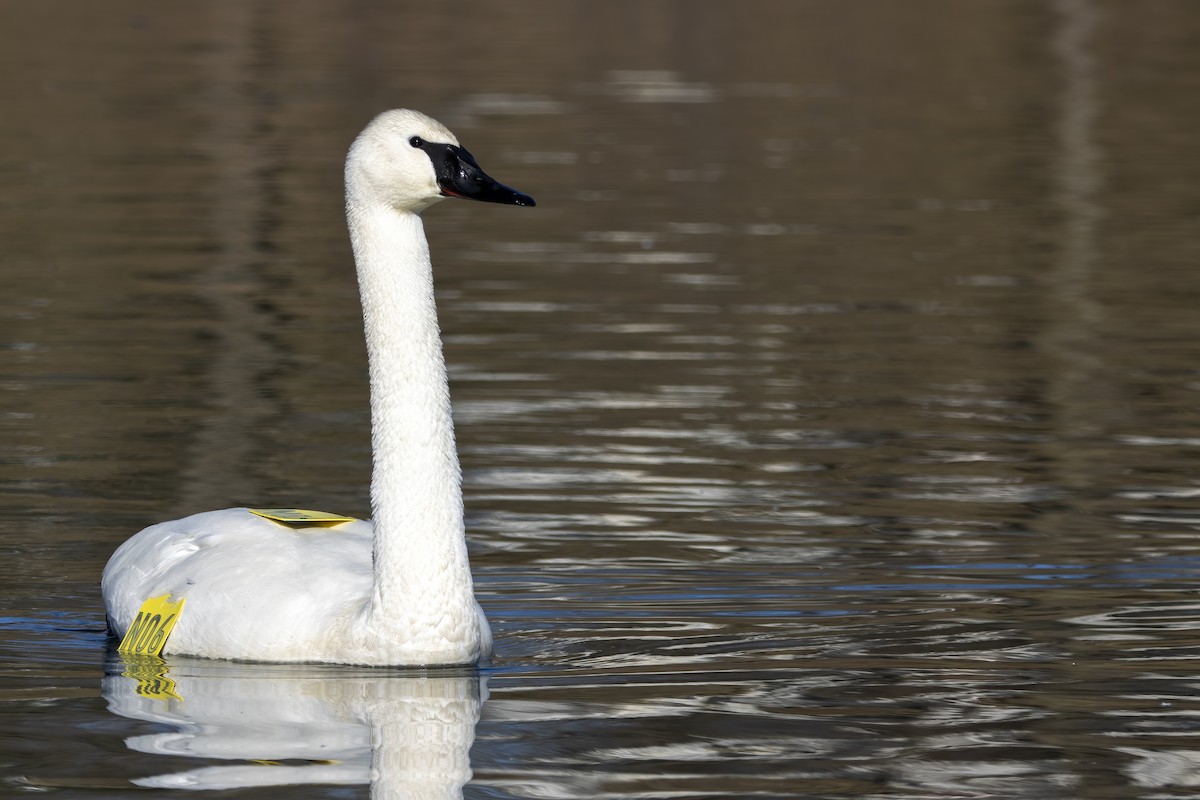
xmin=347 ymin=199 xmax=476 ymax=640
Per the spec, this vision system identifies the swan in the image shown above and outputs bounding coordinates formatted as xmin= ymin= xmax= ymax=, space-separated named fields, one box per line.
xmin=102 ymin=109 xmax=535 ymax=666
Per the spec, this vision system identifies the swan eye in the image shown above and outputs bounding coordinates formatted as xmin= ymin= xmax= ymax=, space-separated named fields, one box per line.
xmin=409 ymin=136 xmax=424 ymax=148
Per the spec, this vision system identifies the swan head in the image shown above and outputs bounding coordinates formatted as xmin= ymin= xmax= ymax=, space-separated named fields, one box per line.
xmin=346 ymin=109 xmax=535 ymax=213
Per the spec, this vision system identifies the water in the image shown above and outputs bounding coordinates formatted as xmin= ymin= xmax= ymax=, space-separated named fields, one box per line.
xmin=3 ymin=0 xmax=1200 ymax=797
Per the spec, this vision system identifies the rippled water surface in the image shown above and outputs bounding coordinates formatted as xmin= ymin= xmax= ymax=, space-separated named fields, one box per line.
xmin=5 ymin=1 xmax=1200 ymax=797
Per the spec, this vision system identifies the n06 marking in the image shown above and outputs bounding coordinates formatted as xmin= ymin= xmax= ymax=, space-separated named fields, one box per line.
xmin=117 ymin=595 xmax=185 ymax=657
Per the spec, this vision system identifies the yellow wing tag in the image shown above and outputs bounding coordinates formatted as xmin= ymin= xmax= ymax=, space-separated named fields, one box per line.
xmin=118 ymin=594 xmax=185 ymax=657
xmin=249 ymin=508 xmax=356 ymax=526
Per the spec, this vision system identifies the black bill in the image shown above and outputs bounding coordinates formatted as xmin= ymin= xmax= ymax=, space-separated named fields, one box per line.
xmin=417 ymin=141 xmax=535 ymax=207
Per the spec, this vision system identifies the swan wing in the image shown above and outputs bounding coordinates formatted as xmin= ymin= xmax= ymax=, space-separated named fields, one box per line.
xmin=102 ymin=508 xmax=375 ymax=661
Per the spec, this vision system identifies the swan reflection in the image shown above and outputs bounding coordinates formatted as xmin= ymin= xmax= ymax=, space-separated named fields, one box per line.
xmin=102 ymin=654 xmax=485 ymax=796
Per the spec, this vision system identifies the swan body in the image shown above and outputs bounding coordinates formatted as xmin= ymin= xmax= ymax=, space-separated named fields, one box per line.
xmin=102 ymin=109 xmax=534 ymax=666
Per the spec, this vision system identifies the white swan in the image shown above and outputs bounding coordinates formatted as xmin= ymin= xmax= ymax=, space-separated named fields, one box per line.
xmin=102 ymin=109 xmax=535 ymax=666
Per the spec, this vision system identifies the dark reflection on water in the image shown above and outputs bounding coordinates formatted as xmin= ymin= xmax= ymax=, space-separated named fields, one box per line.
xmin=4 ymin=0 xmax=1200 ymax=797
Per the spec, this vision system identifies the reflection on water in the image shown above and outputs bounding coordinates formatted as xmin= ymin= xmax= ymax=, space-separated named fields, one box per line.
xmin=3 ymin=0 xmax=1200 ymax=797
xmin=104 ymin=654 xmax=483 ymax=797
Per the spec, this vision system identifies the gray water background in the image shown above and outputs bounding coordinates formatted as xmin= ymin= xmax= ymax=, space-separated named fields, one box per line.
xmin=4 ymin=1 xmax=1200 ymax=797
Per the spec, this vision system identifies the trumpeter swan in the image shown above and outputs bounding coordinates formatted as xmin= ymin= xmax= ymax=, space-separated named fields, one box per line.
xmin=102 ymin=109 xmax=534 ymax=666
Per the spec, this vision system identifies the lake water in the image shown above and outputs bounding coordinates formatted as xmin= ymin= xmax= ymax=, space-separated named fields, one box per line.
xmin=4 ymin=1 xmax=1200 ymax=797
